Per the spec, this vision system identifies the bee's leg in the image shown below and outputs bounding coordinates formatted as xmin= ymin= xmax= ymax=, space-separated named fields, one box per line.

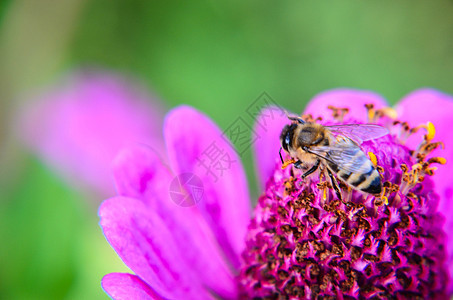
xmin=327 ymin=169 xmax=342 ymax=200
xmin=279 ymin=148 xmax=283 ymax=164
xmin=294 ymin=160 xmax=303 ymax=169
xmin=301 ymin=159 xmax=321 ymax=178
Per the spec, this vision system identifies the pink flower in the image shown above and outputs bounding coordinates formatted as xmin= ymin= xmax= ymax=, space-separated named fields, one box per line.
xmin=100 ymin=89 xmax=453 ymax=299
xmin=243 ymin=90 xmax=450 ymax=298
xmin=19 ymin=71 xmax=165 ymax=196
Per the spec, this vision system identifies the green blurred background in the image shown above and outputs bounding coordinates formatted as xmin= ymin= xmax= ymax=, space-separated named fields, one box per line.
xmin=1 ymin=0 xmax=453 ymax=299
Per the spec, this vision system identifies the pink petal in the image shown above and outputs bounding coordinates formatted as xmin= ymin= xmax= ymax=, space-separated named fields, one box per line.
xmin=99 ymin=196 xmax=214 ymax=300
xmin=101 ymin=273 xmax=159 ymax=300
xmin=395 ymin=89 xmax=453 ymax=203
xmin=252 ymin=106 xmax=290 ymax=188
xmin=164 ymin=106 xmax=251 ymax=268
xmin=112 ymin=145 xmax=168 ymax=204
xmin=395 ymin=88 xmax=453 ymax=291
xmin=304 ymin=89 xmax=388 ymax=122
xmin=19 ymin=70 xmax=165 ymax=197
xmin=112 ymin=145 xmax=237 ymax=298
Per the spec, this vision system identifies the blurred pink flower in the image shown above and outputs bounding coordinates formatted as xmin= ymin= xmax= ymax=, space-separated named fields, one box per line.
xmin=19 ymin=71 xmax=165 ymax=196
xmin=99 ymin=89 xmax=453 ymax=299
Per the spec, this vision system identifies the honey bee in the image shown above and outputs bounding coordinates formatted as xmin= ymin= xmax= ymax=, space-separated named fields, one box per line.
xmin=279 ymin=115 xmax=388 ymax=200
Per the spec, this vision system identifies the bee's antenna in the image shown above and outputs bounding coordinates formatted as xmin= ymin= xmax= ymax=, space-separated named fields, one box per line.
xmin=284 ymin=110 xmax=305 ymax=124
xmin=287 ymin=113 xmax=305 ymax=124
xmin=279 ymin=147 xmax=284 ymax=164
xmin=283 ymin=110 xmax=290 ymax=118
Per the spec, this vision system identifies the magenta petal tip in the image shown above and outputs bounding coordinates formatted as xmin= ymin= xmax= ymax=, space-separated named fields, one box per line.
xmin=101 ymin=273 xmax=158 ymax=300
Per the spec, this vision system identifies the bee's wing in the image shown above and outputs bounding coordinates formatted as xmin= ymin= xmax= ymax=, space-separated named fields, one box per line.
xmin=307 ymin=142 xmax=369 ymax=173
xmin=326 ymin=124 xmax=389 ymax=144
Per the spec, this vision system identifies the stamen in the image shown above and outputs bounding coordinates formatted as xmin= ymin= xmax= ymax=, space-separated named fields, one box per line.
xmin=428 ymin=157 xmax=447 ymax=165
xmin=393 ymin=120 xmax=423 ymax=143
xmin=301 ymin=113 xmax=322 ymax=123
xmin=376 ymin=165 xmax=385 ymax=175
xmin=365 ymin=103 xmax=375 ymax=123
xmin=409 ymin=121 xmax=435 ymax=141
xmin=399 ymin=152 xmax=446 ymax=194
xmin=327 ymin=105 xmax=349 ymax=122
xmin=375 ymin=107 xmax=398 ymax=120
xmin=409 ymin=123 xmax=426 ymax=135
xmin=317 ymin=181 xmax=329 ymax=201
xmin=414 ymin=142 xmax=444 ymax=163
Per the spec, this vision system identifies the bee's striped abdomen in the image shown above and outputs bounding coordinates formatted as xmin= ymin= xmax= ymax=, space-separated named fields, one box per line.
xmin=359 ymin=169 xmax=381 ymax=194
xmin=336 ymin=150 xmax=382 ymax=195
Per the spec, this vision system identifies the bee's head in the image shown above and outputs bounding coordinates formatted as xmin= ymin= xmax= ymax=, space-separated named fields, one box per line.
xmin=280 ymin=123 xmax=298 ymax=152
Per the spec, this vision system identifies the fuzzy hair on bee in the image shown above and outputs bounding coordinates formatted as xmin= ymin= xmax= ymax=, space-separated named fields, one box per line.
xmin=279 ymin=115 xmax=389 ymax=200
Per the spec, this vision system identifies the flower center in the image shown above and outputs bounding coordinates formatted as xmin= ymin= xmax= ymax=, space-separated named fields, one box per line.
xmin=239 ymin=105 xmax=448 ymax=299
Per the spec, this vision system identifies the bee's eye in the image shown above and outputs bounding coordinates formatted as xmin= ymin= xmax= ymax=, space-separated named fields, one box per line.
xmin=285 ymin=133 xmax=290 ymax=146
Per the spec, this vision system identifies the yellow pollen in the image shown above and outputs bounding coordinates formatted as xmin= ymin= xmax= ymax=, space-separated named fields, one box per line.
xmin=381 ymin=186 xmax=387 ymax=197
xmin=368 ymin=152 xmax=378 ymax=167
xmin=383 ymin=196 xmax=389 ymax=205
xmin=426 ymin=122 xmax=436 ymax=141
xmin=284 ymin=180 xmax=292 ymax=189
xmin=323 ymin=188 xmax=327 ymax=200
xmin=281 ymin=159 xmax=296 ymax=169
